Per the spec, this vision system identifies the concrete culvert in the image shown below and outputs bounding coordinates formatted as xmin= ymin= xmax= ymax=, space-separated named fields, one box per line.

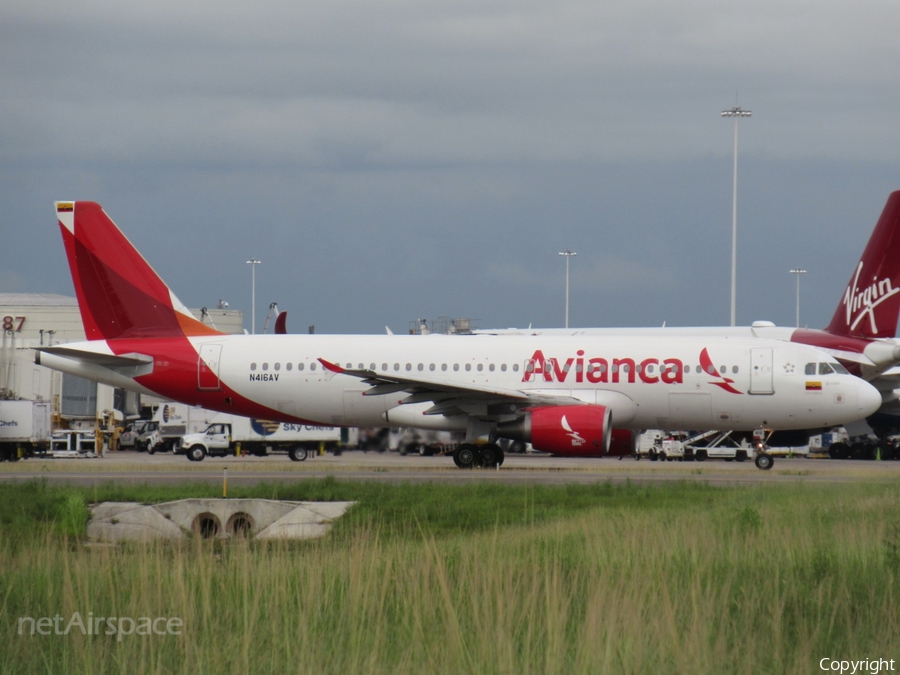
xmin=226 ymin=512 xmax=255 ymax=538
xmin=192 ymin=512 xmax=221 ymax=539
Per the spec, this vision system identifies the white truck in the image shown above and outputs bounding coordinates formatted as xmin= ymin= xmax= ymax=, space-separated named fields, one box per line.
xmin=0 ymin=400 xmax=51 ymax=461
xmin=147 ymin=403 xmax=216 ymax=453
xmin=178 ymin=414 xmax=342 ymax=462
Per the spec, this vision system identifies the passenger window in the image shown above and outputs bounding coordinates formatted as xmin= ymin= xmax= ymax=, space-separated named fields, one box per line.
xmin=369 ymin=363 xmax=376 ymax=370
xmin=489 ymin=364 xmax=495 ymax=372
xmin=512 ymin=364 xmax=519 ymax=372
xmin=441 ymin=364 xmax=448 ymax=371
xmin=394 ymin=363 xmax=400 ymax=371
xmin=298 ymin=363 xmax=304 ymax=371
xmin=406 ymin=363 xmax=412 ymax=371
xmin=274 ymin=363 xmax=280 ymax=371
xmin=250 ymin=362 xmax=257 ymax=371
xmin=310 ymin=363 xmax=317 ymax=371
xmin=417 ymin=363 xmax=424 ymax=371
xmin=286 ymin=363 xmax=292 ymax=371
xmin=477 ymin=364 xmax=483 ymax=372
xmin=646 ymin=364 xmax=654 ymax=374
xmin=430 ymin=364 xmax=436 ymax=371
xmin=732 ymin=366 xmax=738 ymax=374
xmin=805 ymin=363 xmax=816 ymax=375
xmin=262 ymin=363 xmax=269 ymax=371
xmin=501 ymin=364 xmax=507 ymax=372
xmin=382 ymin=363 xmax=388 ymax=371
xmin=453 ymin=364 xmax=459 ymax=371
xmin=819 ymin=362 xmax=835 ymax=375
xmin=719 ymin=365 xmax=726 ymax=374
xmin=465 ymin=364 xmax=472 ymax=372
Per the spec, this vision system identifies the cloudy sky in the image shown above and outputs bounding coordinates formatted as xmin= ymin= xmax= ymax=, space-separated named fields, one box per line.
xmin=3 ymin=0 xmax=900 ymax=334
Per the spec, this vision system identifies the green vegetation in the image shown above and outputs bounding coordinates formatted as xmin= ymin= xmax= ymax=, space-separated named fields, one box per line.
xmin=2 ymin=478 xmax=899 ymax=673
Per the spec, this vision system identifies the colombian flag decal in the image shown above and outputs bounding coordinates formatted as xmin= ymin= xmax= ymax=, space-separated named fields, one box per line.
xmin=806 ymin=381 xmax=823 ymax=391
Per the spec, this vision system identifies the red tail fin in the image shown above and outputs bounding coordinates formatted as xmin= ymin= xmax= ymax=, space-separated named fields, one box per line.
xmin=824 ymin=191 xmax=900 ymax=339
xmin=55 ymin=201 xmax=223 ymax=341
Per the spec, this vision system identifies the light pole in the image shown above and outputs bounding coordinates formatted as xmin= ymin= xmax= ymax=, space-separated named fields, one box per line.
xmin=246 ymin=258 xmax=261 ymax=334
xmin=558 ymin=249 xmax=576 ymax=329
xmin=722 ymin=103 xmax=752 ymax=326
xmin=790 ymin=268 xmax=807 ymax=328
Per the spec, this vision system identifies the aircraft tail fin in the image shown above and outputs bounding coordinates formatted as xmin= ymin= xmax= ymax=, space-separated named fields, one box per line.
xmin=824 ymin=191 xmax=900 ymax=339
xmin=54 ymin=201 xmax=223 ymax=341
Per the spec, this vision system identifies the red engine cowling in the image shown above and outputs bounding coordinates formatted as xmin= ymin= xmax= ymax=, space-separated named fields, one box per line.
xmin=607 ymin=429 xmax=640 ymax=457
xmin=498 ymin=405 xmax=611 ymax=457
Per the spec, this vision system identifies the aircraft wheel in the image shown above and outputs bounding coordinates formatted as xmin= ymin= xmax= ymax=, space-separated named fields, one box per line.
xmin=288 ymin=446 xmax=308 ymax=462
xmin=478 ymin=443 xmax=503 ymax=467
xmin=188 ymin=445 xmax=206 ymax=462
xmin=755 ymin=453 xmax=774 ymax=471
xmin=454 ymin=443 xmax=477 ymax=469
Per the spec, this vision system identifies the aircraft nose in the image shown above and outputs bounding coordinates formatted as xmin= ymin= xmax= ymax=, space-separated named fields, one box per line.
xmin=857 ymin=380 xmax=883 ymax=417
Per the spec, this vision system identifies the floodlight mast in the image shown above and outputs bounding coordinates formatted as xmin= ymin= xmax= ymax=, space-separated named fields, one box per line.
xmin=246 ymin=258 xmax=261 ymax=334
xmin=558 ymin=249 xmax=577 ymax=329
xmin=790 ymin=268 xmax=807 ymax=328
xmin=721 ymin=104 xmax=752 ymax=327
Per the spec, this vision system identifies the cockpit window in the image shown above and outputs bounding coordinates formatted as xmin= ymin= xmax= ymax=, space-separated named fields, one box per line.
xmin=818 ymin=362 xmax=835 ymax=375
xmin=805 ymin=363 xmax=816 ymax=375
xmin=831 ymin=362 xmax=849 ymax=375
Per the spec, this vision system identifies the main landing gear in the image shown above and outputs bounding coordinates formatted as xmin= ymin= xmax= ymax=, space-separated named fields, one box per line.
xmin=453 ymin=443 xmax=505 ymax=469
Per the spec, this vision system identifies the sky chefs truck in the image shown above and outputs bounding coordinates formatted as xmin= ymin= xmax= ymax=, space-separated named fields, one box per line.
xmin=0 ymin=400 xmax=51 ymax=461
xmin=178 ymin=414 xmax=341 ymax=461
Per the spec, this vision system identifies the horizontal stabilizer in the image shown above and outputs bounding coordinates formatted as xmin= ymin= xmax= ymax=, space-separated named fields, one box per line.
xmin=35 ymin=346 xmax=153 ymax=369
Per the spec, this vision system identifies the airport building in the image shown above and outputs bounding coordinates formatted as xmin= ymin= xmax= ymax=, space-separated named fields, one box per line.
xmin=0 ymin=293 xmax=244 ymax=426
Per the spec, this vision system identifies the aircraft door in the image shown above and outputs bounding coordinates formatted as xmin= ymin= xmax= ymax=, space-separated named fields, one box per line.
xmin=749 ymin=348 xmax=774 ymax=395
xmin=198 ymin=344 xmax=223 ymax=391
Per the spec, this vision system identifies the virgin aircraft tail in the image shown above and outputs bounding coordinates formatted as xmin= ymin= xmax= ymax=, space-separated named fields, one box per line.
xmin=54 ymin=201 xmax=223 ymax=341
xmin=824 ymin=191 xmax=900 ymax=339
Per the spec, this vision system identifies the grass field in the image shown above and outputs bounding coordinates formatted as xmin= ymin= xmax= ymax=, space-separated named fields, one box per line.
xmin=2 ymin=478 xmax=899 ymax=674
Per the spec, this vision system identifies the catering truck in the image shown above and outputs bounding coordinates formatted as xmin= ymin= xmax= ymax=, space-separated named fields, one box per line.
xmin=146 ymin=403 xmax=217 ymax=453
xmin=0 ymin=400 xmax=51 ymax=461
xmin=178 ymin=414 xmax=342 ymax=461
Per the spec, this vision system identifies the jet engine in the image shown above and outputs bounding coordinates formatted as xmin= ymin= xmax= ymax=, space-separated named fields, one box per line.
xmin=497 ymin=405 xmax=611 ymax=457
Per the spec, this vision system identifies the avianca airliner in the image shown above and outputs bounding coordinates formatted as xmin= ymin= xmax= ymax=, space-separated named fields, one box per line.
xmin=478 ymin=191 xmax=900 ymax=435
xmin=36 ymin=202 xmax=881 ymax=469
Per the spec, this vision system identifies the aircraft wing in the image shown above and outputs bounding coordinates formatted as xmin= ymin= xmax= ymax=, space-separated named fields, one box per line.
xmin=318 ymin=358 xmax=584 ymax=416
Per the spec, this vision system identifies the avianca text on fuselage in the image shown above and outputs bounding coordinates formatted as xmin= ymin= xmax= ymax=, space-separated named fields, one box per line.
xmin=523 ymin=349 xmax=685 ymax=385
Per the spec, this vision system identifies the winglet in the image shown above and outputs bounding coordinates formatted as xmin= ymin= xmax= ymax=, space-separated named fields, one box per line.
xmin=318 ymin=358 xmax=345 ymax=374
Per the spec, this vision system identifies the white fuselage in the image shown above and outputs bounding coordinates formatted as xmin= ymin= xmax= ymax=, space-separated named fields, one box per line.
xmin=40 ymin=333 xmax=882 ymax=433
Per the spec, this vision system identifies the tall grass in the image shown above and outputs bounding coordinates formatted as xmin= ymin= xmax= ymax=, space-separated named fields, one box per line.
xmin=2 ymin=481 xmax=899 ymax=673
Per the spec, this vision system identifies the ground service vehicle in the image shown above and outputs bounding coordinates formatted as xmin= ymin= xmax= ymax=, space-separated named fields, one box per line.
xmin=179 ymin=415 xmax=340 ymax=461
xmin=148 ymin=403 xmax=214 ymax=453
xmin=118 ymin=419 xmax=150 ymax=449
xmin=0 ymin=400 xmax=51 ymax=461
xmin=36 ymin=201 xmax=884 ymax=471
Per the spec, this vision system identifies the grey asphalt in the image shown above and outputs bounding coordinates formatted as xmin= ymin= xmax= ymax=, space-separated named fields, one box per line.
xmin=1 ymin=450 xmax=897 ymax=487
